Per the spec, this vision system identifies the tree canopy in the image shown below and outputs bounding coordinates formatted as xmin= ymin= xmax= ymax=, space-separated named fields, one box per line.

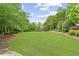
xmin=0 ymin=3 xmax=29 ymax=34
xmin=43 ymin=3 xmax=79 ymax=32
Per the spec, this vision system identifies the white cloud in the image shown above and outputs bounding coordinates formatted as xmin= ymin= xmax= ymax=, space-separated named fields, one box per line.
xmin=40 ymin=7 xmax=49 ymax=11
xmin=34 ymin=3 xmax=62 ymax=11
xmin=35 ymin=3 xmax=62 ymax=8
xmin=48 ymin=3 xmax=62 ymax=7
xmin=36 ymin=11 xmax=57 ymax=23
xmin=30 ymin=13 xmax=34 ymax=17
xmin=52 ymin=12 xmax=57 ymax=15
xmin=38 ymin=11 xmax=57 ymax=18
xmin=49 ymin=11 xmax=57 ymax=15
xmin=34 ymin=3 xmax=42 ymax=8
xmin=38 ymin=14 xmax=49 ymax=18
xmin=34 ymin=3 xmax=50 ymax=11
xmin=21 ymin=4 xmax=24 ymax=9
xmin=31 ymin=13 xmax=34 ymax=16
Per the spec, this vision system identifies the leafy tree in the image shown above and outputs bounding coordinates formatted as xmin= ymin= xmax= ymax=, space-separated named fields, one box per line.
xmin=28 ymin=22 xmax=38 ymax=31
xmin=43 ymin=3 xmax=79 ymax=32
xmin=0 ymin=3 xmax=29 ymax=34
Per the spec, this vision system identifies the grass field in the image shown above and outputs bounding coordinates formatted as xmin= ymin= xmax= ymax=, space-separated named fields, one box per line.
xmin=8 ymin=32 xmax=79 ymax=56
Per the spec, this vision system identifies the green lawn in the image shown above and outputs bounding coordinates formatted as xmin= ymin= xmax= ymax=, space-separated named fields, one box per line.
xmin=8 ymin=32 xmax=79 ymax=56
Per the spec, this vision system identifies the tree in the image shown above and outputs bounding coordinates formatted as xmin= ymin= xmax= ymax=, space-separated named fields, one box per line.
xmin=0 ymin=3 xmax=29 ymax=34
xmin=43 ymin=3 xmax=79 ymax=32
xmin=37 ymin=22 xmax=42 ymax=31
xmin=43 ymin=7 xmax=66 ymax=31
xmin=28 ymin=22 xmax=38 ymax=31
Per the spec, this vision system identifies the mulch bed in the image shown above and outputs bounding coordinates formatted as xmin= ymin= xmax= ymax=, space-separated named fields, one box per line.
xmin=0 ymin=34 xmax=16 ymax=42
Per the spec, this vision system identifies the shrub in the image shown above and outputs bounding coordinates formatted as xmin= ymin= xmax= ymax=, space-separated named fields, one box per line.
xmin=62 ymin=21 xmax=70 ymax=32
xmin=68 ymin=30 xmax=76 ymax=35
xmin=57 ymin=22 xmax=63 ymax=32
xmin=75 ymin=30 xmax=79 ymax=37
xmin=4 ymin=32 xmax=10 ymax=35
xmin=70 ymin=25 xmax=79 ymax=30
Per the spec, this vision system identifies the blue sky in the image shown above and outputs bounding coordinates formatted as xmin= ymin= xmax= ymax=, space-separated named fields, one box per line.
xmin=21 ymin=3 xmax=67 ymax=24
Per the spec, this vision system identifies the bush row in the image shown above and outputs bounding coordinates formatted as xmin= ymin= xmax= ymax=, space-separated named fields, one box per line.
xmin=68 ymin=30 xmax=79 ymax=37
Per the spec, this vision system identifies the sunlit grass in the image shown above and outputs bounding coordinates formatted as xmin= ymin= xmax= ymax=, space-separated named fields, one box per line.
xmin=8 ymin=32 xmax=79 ymax=56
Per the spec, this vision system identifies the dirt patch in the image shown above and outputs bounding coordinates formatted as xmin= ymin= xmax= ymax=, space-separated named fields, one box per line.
xmin=0 ymin=34 xmax=16 ymax=42
xmin=63 ymin=33 xmax=79 ymax=40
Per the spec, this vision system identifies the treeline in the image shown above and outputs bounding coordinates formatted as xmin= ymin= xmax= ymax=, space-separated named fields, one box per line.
xmin=0 ymin=3 xmax=43 ymax=35
xmin=43 ymin=3 xmax=79 ymax=32
xmin=0 ymin=3 xmax=41 ymax=35
xmin=25 ymin=22 xmax=42 ymax=32
xmin=2 ymin=3 xmax=79 ymax=35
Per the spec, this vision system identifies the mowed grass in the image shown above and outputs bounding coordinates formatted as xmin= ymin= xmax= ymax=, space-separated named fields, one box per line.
xmin=8 ymin=32 xmax=79 ymax=56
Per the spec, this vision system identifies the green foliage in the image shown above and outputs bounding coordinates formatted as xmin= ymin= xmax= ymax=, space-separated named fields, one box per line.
xmin=27 ymin=22 xmax=38 ymax=32
xmin=0 ymin=3 xmax=29 ymax=34
xmin=43 ymin=8 xmax=66 ymax=31
xmin=43 ymin=15 xmax=58 ymax=31
xmin=68 ymin=30 xmax=76 ymax=35
xmin=43 ymin=3 xmax=79 ymax=32
xmin=56 ymin=22 xmax=63 ymax=32
xmin=75 ymin=30 xmax=79 ymax=36
xmin=62 ymin=21 xmax=70 ymax=32
xmin=68 ymin=30 xmax=79 ymax=37
xmin=37 ymin=22 xmax=42 ymax=31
